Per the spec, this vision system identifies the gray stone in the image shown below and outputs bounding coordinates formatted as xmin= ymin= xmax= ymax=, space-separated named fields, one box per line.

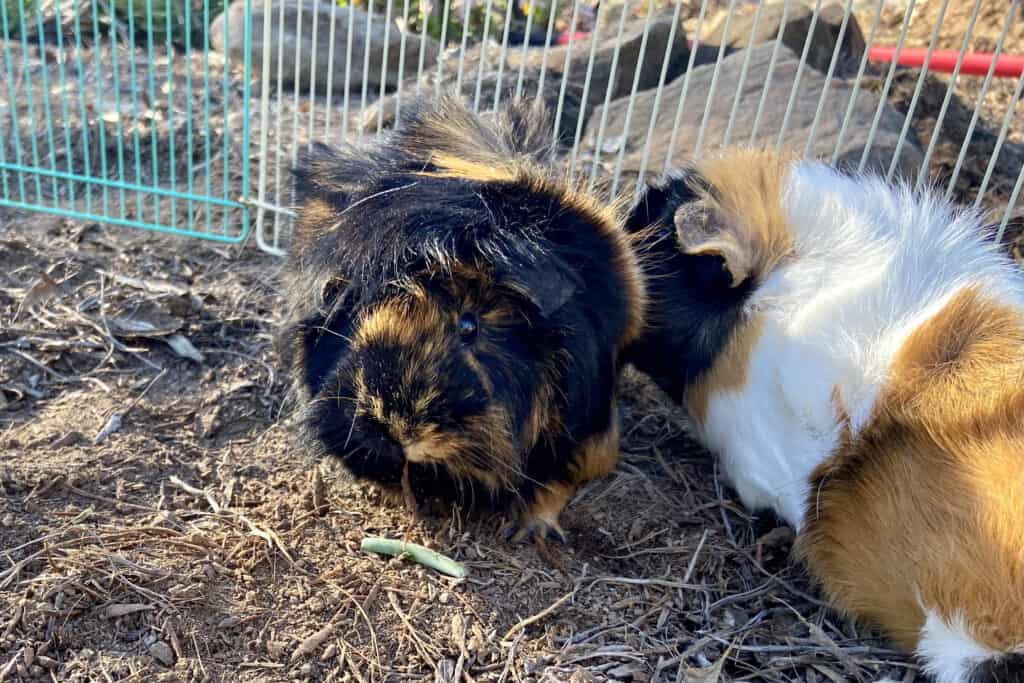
xmin=211 ymin=0 xmax=440 ymax=94
xmin=701 ymin=1 xmax=865 ymax=76
xmin=580 ymin=43 xmax=924 ymax=185
xmin=506 ymin=15 xmax=692 ymax=109
xmin=362 ymin=14 xmax=692 ymax=145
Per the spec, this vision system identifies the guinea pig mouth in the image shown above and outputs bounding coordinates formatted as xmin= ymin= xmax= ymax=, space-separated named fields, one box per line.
xmin=403 ymin=439 xmax=447 ymax=464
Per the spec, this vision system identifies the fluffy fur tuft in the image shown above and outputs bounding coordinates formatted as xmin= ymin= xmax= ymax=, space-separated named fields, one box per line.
xmin=280 ymin=95 xmax=645 ymax=541
xmin=626 ymin=148 xmax=1024 ymax=682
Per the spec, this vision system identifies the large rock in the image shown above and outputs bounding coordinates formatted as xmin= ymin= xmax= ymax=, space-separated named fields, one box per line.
xmin=361 ymin=66 xmax=584 ymax=144
xmin=701 ymin=1 xmax=865 ymax=76
xmin=581 ymin=43 xmax=924 ymax=184
xmin=362 ymin=14 xmax=694 ymax=145
xmin=211 ymin=0 xmax=440 ymax=94
xmin=507 ymin=15 xmax=693 ymax=110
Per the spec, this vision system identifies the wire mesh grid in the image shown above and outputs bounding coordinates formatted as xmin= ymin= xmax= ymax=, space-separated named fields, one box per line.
xmin=1 ymin=0 xmax=1022 ymax=252
xmin=0 ymin=0 xmax=253 ymax=242
xmin=250 ymin=0 xmax=1024 ymax=256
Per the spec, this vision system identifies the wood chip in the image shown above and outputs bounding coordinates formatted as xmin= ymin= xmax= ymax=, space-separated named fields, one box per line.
xmin=104 ymin=603 xmax=154 ymax=618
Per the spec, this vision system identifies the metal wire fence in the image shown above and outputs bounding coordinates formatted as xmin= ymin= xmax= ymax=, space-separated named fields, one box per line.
xmin=1 ymin=0 xmax=1022 ymax=254
xmin=0 ymin=0 xmax=253 ymax=241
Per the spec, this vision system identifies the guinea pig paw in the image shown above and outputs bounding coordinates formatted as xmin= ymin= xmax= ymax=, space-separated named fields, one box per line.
xmin=503 ymin=517 xmax=569 ymax=546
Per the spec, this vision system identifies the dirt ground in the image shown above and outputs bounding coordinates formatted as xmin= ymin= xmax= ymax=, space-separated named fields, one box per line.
xmin=2 ymin=209 xmax=923 ymax=683
xmin=2 ymin=2 xmax=1024 ymax=682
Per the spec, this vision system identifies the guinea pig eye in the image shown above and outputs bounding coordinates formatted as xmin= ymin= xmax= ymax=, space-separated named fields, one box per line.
xmin=458 ymin=312 xmax=478 ymax=343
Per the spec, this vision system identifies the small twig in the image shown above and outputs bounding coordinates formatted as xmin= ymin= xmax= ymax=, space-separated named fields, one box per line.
xmin=682 ymin=528 xmax=709 ymax=584
xmin=93 ymin=368 xmax=168 ymax=445
xmin=502 ymin=587 xmax=577 ymax=642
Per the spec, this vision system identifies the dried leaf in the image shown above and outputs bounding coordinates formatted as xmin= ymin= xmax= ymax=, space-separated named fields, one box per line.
xmin=164 ymin=334 xmax=204 ymax=363
xmin=105 ymin=603 xmax=154 ymax=618
xmin=108 ymin=316 xmax=180 ymax=338
xmin=15 ymin=273 xmax=60 ymax=320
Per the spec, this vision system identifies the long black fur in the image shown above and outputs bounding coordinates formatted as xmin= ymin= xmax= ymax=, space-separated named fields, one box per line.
xmin=280 ymin=96 xmax=633 ymax=515
xmin=622 ymin=170 xmax=754 ymax=401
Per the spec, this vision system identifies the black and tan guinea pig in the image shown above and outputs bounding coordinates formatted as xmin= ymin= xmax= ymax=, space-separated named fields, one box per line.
xmin=624 ymin=148 xmax=1024 ymax=683
xmin=279 ymin=95 xmax=646 ymax=543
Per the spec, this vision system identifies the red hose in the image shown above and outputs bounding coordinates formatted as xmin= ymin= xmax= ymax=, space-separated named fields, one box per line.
xmin=554 ymin=30 xmax=591 ymax=46
xmin=867 ymin=47 xmax=1024 ymax=78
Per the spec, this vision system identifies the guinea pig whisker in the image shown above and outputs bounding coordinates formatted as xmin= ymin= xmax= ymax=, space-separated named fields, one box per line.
xmin=328 ymin=181 xmax=421 ymax=223
xmin=311 ymin=325 xmax=354 ymax=345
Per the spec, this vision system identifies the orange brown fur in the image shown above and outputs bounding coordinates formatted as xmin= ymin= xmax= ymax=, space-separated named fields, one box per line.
xmin=680 ymin=149 xmax=795 ymax=286
xmin=685 ymin=313 xmax=765 ymax=424
xmin=800 ymin=286 xmax=1024 ymax=651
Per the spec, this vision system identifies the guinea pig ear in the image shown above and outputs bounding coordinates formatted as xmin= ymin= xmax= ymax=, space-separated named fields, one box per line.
xmin=626 ymin=170 xmax=703 ymax=233
xmin=496 ymin=255 xmax=581 ymax=319
xmin=673 ymin=201 xmax=752 ymax=289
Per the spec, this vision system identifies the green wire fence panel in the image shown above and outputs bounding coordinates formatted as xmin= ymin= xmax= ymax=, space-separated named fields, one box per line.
xmin=0 ymin=0 xmax=253 ymax=242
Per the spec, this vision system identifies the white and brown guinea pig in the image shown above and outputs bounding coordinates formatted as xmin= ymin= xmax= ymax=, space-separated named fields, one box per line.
xmin=279 ymin=96 xmax=646 ymax=544
xmin=625 ymin=149 xmax=1024 ymax=683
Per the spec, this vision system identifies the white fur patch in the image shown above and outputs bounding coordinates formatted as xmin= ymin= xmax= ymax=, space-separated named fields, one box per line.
xmin=917 ymin=610 xmax=996 ymax=683
xmin=693 ymin=161 xmax=1024 ymax=531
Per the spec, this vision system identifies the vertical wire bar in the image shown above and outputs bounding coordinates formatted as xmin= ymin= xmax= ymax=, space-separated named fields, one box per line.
xmin=831 ymin=0 xmax=883 ymax=165
xmin=632 ymin=0 xmax=682 ymax=197
xmin=52 ymin=0 xmax=78 ymax=202
xmin=324 ymin=1 xmax=338 ymax=139
xmin=513 ymin=0 xmax=537 ymax=99
xmin=748 ymin=0 xmax=788 ymax=145
xmin=361 ymin=0 xmax=375 ymax=137
xmin=342 ymin=0 xmax=355 ymax=136
xmin=569 ymin=0 xmax=608 ymax=175
xmin=551 ymin=0 xmax=582 ymax=145
xmin=774 ymin=0 xmax=822 ymax=150
xmin=694 ymin=0 xmax=738 ymax=159
xmin=589 ymin=0 xmax=631 ymax=184
xmin=273 ymin=0 xmax=288 ymax=243
xmin=994 ymin=163 xmax=1024 ymax=246
xmin=377 ymin=0 xmax=394 ymax=134
xmin=256 ymin=0 xmax=278 ymax=251
xmin=107 ymin=0 xmax=128 ymax=217
xmin=17 ymin=0 xmax=45 ymax=202
xmin=145 ymin=0 xmax=160 ymax=220
xmin=183 ymin=0 xmax=196 ymax=226
xmin=89 ymin=0 xmax=110 ymax=215
xmin=945 ymin=0 xmax=1017 ymax=201
xmin=240 ymin=0 xmax=253 ymax=239
xmin=454 ymin=0 xmax=473 ymax=93
xmin=858 ymin=0 xmax=916 ymax=173
xmin=126 ymin=0 xmax=145 ymax=217
xmin=885 ymin=0 xmax=950 ymax=182
xmin=609 ymin=0 xmax=656 ymax=197
xmin=721 ymin=0 xmax=765 ymax=148
xmin=915 ymin=0 xmax=982 ymax=190
xmin=490 ymin=0 xmax=514 ymax=110
xmin=534 ymin=0 xmax=559 ymax=101
xmin=202 ymin=0 xmax=214 ymax=230
xmin=0 ymin=0 xmax=27 ymax=202
xmin=31 ymin=0 xmax=59 ymax=204
xmin=972 ymin=70 xmax=1024 ymax=211
xmin=434 ymin=0 xmax=451 ymax=98
xmin=471 ymin=0 xmax=494 ymax=112
xmin=396 ymin=0 xmax=411 ymax=121
xmin=289 ymin=0 xmax=303 ymax=206
xmin=663 ymin=0 xmax=709 ymax=172
xmin=415 ymin=0 xmax=429 ymax=96
xmin=803 ymin=0 xmax=854 ymax=158
xmin=165 ymin=0 xmax=178 ymax=228
xmin=307 ymin=0 xmax=321 ymax=150
xmin=225 ymin=0 xmax=241 ymax=231
xmin=0 ymin=1 xmax=8 ymax=200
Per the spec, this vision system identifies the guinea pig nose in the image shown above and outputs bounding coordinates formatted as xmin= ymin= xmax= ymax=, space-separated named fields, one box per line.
xmin=458 ymin=312 xmax=478 ymax=343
